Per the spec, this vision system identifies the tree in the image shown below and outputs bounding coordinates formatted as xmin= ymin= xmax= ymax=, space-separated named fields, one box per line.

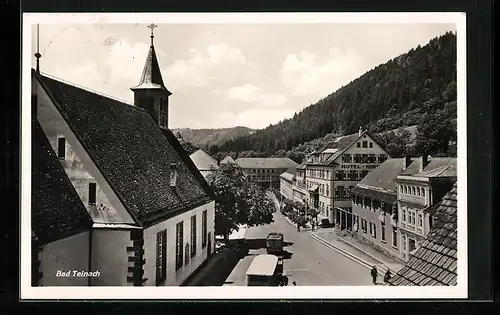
xmin=243 ymin=185 xmax=275 ymax=227
xmin=206 ymin=163 xmax=276 ymax=242
xmin=415 ymin=112 xmax=455 ymax=156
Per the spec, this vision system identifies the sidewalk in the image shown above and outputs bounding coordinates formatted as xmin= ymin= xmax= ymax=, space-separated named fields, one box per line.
xmin=310 ymin=228 xmax=404 ymax=276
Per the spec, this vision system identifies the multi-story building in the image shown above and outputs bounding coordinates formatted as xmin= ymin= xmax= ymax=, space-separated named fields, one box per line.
xmin=279 ymin=167 xmax=297 ymax=201
xmin=396 ymin=155 xmax=457 ymax=262
xmin=190 ymin=149 xmax=220 ymax=179
xmin=31 ymin=28 xmax=216 ymax=286
xmin=292 ymin=164 xmax=308 ymax=204
xmin=304 ymin=128 xmax=390 ymax=225
xmin=234 ymin=158 xmax=298 ymax=189
xmin=389 ymin=181 xmax=458 ymax=286
xmin=350 ymin=158 xmax=411 ymax=261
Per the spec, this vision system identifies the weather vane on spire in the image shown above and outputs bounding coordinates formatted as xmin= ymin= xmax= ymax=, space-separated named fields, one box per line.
xmin=147 ymin=23 xmax=157 ymax=46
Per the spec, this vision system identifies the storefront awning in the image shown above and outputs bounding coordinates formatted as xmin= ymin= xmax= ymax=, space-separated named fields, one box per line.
xmin=308 ymin=185 xmax=319 ymax=192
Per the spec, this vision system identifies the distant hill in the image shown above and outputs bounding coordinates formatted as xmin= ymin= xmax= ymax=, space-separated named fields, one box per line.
xmin=172 ymin=126 xmax=255 ymax=149
xmin=213 ymin=31 xmax=457 ymax=160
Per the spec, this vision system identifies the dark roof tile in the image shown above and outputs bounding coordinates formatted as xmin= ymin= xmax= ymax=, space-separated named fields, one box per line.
xmin=32 ymin=122 xmax=93 ymax=245
xmin=389 ymin=182 xmax=458 ymax=286
xmin=37 ymin=72 xmax=211 ymax=227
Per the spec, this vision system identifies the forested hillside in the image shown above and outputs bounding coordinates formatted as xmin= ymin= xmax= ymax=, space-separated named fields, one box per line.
xmin=212 ymin=31 xmax=457 ymax=162
xmin=172 ymin=126 xmax=254 ymax=149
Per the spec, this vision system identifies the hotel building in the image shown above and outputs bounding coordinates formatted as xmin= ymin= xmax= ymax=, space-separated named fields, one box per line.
xmin=304 ymin=128 xmax=390 ymax=225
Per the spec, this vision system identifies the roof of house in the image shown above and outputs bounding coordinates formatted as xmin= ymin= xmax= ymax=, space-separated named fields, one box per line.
xmin=190 ymin=149 xmax=219 ymax=171
xmin=351 ymin=158 xmax=411 ymax=202
xmin=35 ymin=70 xmax=212 ymax=227
xmin=285 ymin=166 xmax=297 ymax=175
xmin=32 ymin=121 xmax=93 ymax=245
xmin=399 ymin=157 xmax=457 ymax=177
xmin=280 ymin=172 xmax=295 ymax=182
xmin=220 ymin=155 xmax=237 ymax=164
xmin=388 ymin=181 xmax=458 ymax=286
xmin=130 ymin=43 xmax=171 ymax=94
xmin=235 ymin=157 xmax=298 ymax=169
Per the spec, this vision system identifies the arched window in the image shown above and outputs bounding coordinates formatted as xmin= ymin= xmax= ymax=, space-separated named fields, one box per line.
xmin=422 ymin=188 xmax=426 ymax=197
xmin=160 ymin=114 xmax=167 ymax=128
xmin=412 ymin=186 xmax=416 ymax=195
xmin=417 ymin=187 xmax=421 ymax=196
xmin=404 ymin=186 xmax=408 ymax=194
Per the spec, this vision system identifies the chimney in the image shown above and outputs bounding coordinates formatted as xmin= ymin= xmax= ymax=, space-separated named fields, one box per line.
xmin=358 ymin=126 xmax=363 ymax=137
xmin=169 ymin=163 xmax=178 ymax=188
xmin=404 ymin=156 xmax=412 ymax=169
xmin=420 ymin=154 xmax=429 ymax=172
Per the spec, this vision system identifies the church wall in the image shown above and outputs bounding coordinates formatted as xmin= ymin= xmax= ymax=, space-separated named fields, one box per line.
xmin=142 ymin=200 xmax=215 ymax=286
xmin=90 ymin=228 xmax=132 ymax=286
xmin=39 ymin=231 xmax=90 ymax=286
xmin=35 ymin=77 xmax=135 ymax=225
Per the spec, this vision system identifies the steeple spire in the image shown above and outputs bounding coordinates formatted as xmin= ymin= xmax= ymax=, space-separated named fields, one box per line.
xmin=35 ymin=24 xmax=41 ymax=73
xmin=130 ymin=24 xmax=172 ymax=130
xmin=130 ymin=24 xmax=170 ymax=94
xmin=148 ymin=23 xmax=157 ymax=47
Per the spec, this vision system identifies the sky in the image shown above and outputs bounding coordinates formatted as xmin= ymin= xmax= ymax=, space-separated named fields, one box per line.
xmin=31 ymin=22 xmax=456 ymax=129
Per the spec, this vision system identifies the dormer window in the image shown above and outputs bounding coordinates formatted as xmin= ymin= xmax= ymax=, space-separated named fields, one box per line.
xmin=57 ymin=137 xmax=66 ymax=160
xmin=170 ymin=163 xmax=178 ymax=188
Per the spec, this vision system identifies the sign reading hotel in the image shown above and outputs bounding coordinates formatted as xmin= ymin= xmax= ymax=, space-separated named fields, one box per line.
xmin=340 ymin=164 xmax=378 ymax=169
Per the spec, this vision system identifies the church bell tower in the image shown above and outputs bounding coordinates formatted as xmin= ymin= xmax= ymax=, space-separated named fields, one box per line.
xmin=131 ymin=23 xmax=172 ymax=130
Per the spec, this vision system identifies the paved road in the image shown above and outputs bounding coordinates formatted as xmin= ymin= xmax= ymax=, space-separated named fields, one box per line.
xmin=224 ymin=195 xmax=374 ymax=286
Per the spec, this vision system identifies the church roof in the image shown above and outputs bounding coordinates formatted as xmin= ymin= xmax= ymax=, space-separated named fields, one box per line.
xmin=190 ymin=149 xmax=219 ymax=171
xmin=35 ymin=70 xmax=212 ymax=227
xmin=388 ymin=182 xmax=458 ymax=286
xmin=32 ymin=121 xmax=93 ymax=245
xmin=131 ymin=45 xmax=171 ymax=94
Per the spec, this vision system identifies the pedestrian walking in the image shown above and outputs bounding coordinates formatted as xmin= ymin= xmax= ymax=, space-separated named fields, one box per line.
xmin=352 ymin=222 xmax=358 ymax=238
xmin=384 ymin=270 xmax=391 ymax=284
xmin=297 ymin=223 xmax=301 ymax=232
xmin=371 ymin=266 xmax=378 ymax=285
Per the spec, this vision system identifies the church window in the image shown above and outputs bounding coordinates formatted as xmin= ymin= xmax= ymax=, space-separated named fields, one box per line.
xmin=160 ymin=114 xmax=167 ymax=128
xmin=176 ymin=221 xmax=184 ymax=270
xmin=57 ymin=137 xmax=66 ymax=160
xmin=156 ymin=229 xmax=167 ymax=285
xmin=88 ymin=183 xmax=97 ymax=205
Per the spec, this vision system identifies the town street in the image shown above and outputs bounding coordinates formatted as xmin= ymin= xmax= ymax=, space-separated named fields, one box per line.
xmin=224 ymin=202 xmax=374 ymax=286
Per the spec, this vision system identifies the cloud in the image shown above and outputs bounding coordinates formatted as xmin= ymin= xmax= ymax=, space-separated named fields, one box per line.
xmin=106 ymin=39 xmax=152 ymax=85
xmin=218 ymin=83 xmax=288 ymax=108
xmin=210 ymin=108 xmax=297 ymax=129
xmin=280 ymin=47 xmax=367 ymax=97
xmin=163 ymin=44 xmax=246 ymax=91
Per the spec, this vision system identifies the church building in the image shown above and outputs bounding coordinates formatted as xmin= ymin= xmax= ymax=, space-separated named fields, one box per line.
xmin=31 ymin=25 xmax=216 ymax=286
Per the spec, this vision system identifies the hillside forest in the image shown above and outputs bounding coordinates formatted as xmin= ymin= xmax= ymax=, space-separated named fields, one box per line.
xmin=177 ymin=31 xmax=458 ymax=164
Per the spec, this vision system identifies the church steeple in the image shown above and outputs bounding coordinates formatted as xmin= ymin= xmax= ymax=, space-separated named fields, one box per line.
xmin=131 ymin=24 xmax=172 ymax=130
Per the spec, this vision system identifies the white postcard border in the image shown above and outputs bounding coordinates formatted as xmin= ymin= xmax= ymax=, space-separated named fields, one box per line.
xmin=21 ymin=12 xmax=468 ymax=300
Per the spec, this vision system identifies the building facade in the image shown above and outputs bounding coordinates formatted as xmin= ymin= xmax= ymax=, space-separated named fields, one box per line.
xmin=304 ymin=128 xmax=390 ymax=225
xmin=31 ymin=29 xmax=216 ymax=286
xmin=234 ymin=158 xmax=299 ymax=189
xmin=389 ymin=182 xmax=458 ymax=286
xmin=279 ymin=167 xmax=296 ymax=201
xmin=292 ymin=164 xmax=308 ymax=204
xmin=395 ymin=156 xmax=457 ymax=262
xmin=350 ymin=158 xmax=411 ymax=262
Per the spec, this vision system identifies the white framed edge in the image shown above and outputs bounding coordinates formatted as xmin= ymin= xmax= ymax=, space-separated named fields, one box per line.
xmin=20 ymin=12 xmax=468 ymax=300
